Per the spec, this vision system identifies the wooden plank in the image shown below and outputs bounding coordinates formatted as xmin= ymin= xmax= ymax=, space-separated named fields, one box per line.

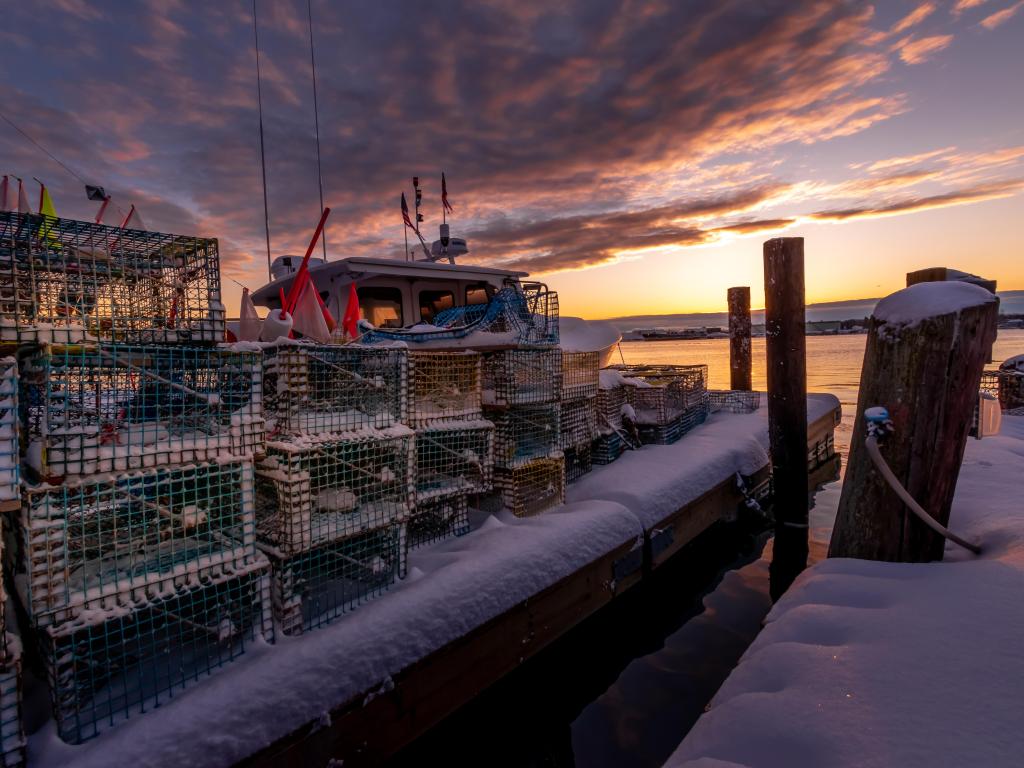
xmin=243 ymin=536 xmax=641 ymax=768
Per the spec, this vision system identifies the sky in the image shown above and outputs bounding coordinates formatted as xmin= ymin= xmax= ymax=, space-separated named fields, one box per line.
xmin=1 ymin=0 xmax=1022 ymax=319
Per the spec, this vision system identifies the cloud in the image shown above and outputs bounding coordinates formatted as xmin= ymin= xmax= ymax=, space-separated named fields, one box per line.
xmin=809 ymin=180 xmax=1024 ymax=221
xmin=953 ymin=0 xmax=989 ymax=14
xmin=980 ymin=1 xmax=1024 ymax=28
xmin=892 ymin=2 xmax=937 ymax=34
xmin=895 ymin=34 xmax=954 ymax=64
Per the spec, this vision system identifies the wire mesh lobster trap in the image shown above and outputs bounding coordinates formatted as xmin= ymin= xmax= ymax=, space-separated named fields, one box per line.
xmin=488 ymin=404 xmax=560 ymax=468
xmin=407 ymin=351 xmax=481 ymax=427
xmin=414 ymin=421 xmax=494 ymax=501
xmin=262 ymin=343 xmax=407 ymax=438
xmin=0 ymin=359 xmax=18 ymax=511
xmin=0 ymin=211 xmax=225 ymax=345
xmin=494 ymin=456 xmax=565 ymax=517
xmin=708 ymin=390 xmax=761 ymax=414
xmin=268 ymin=523 xmax=404 ymax=636
xmin=563 ymin=443 xmax=592 ymax=483
xmin=980 ymin=370 xmax=1024 ymax=411
xmin=0 ymin=640 xmax=26 ymax=768
xmin=40 ymin=560 xmax=272 ymax=744
xmin=254 ymin=429 xmax=413 ymax=556
xmin=19 ymin=459 xmax=258 ymax=627
xmin=561 ymin=351 xmax=599 ymax=401
xmin=615 ymin=364 xmax=708 ymax=426
xmin=591 ymin=432 xmax=625 ymax=465
xmin=636 ymin=393 xmax=710 ymax=445
xmin=408 ymin=493 xmax=469 ymax=549
xmin=21 ymin=344 xmax=264 ymax=480
xmin=596 ymin=385 xmax=626 ymax=435
xmin=481 ymin=348 xmax=562 ymax=407
xmin=559 ymin=397 xmax=597 ymax=450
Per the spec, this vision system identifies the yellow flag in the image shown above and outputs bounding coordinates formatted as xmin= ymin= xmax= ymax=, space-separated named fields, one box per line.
xmin=38 ymin=184 xmax=60 ymax=248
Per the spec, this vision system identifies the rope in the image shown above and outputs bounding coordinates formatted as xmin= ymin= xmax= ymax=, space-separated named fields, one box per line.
xmin=865 ymin=436 xmax=981 ymax=555
xmin=252 ymin=0 xmax=273 ymax=281
xmin=307 ymin=0 xmax=327 ymax=262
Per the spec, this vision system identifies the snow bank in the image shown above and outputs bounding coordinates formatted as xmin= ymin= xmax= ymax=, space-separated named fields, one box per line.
xmin=568 ymin=394 xmax=838 ymax=529
xmin=559 ymin=317 xmax=621 ymax=352
xmin=873 ymin=281 xmax=997 ymax=327
xmin=667 ymin=414 xmax=1024 ymax=768
xmin=33 ymin=501 xmax=641 ymax=768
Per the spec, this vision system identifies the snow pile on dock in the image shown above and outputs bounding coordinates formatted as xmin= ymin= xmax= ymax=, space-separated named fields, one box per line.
xmin=667 ymin=414 xmax=1024 ymax=768
xmin=873 ymin=281 xmax=997 ymax=327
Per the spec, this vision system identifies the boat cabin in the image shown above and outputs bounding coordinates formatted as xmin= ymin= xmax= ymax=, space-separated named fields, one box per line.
xmin=251 ymin=256 xmax=529 ymax=329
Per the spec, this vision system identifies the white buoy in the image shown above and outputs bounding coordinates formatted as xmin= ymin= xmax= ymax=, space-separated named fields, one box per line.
xmin=260 ymin=308 xmax=293 ymax=341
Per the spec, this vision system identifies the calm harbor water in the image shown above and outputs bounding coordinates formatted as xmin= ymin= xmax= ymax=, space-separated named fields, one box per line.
xmin=394 ymin=328 xmax=1024 ymax=768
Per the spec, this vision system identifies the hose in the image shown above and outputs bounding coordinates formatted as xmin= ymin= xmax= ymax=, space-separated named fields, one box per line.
xmin=865 ymin=435 xmax=981 ymax=555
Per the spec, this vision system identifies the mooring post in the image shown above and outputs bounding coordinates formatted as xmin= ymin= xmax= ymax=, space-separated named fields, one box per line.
xmin=763 ymin=238 xmax=809 ymax=601
xmin=728 ymin=286 xmax=752 ymax=391
xmin=829 ymin=283 xmax=999 ymax=562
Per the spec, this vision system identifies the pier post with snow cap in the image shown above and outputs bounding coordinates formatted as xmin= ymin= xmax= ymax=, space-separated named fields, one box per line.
xmin=763 ymin=237 xmax=809 ymax=601
xmin=829 ymin=281 xmax=999 ymax=562
xmin=728 ymin=286 xmax=752 ymax=391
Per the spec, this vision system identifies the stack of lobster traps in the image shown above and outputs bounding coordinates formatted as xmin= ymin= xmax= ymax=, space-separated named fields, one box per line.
xmin=406 ymin=351 xmax=494 ymax=547
xmin=559 ymin=352 xmax=599 ymax=482
xmin=482 ymin=348 xmax=565 ymax=516
xmin=611 ymin=364 xmax=710 ymax=445
xmin=0 ymin=211 xmax=272 ymax=745
xmin=258 ymin=343 xmax=412 ymax=635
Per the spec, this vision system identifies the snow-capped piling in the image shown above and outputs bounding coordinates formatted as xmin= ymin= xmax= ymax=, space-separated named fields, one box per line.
xmin=829 ymin=281 xmax=999 ymax=562
xmin=727 ymin=286 xmax=752 ymax=391
xmin=763 ymin=237 xmax=809 ymax=601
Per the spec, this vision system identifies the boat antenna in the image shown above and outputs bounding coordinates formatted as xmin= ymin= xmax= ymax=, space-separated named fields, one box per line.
xmin=252 ymin=0 xmax=273 ymax=280
xmin=307 ymin=0 xmax=327 ymax=262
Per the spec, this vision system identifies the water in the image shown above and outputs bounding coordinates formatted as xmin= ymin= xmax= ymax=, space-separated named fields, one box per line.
xmin=393 ymin=328 xmax=1024 ymax=768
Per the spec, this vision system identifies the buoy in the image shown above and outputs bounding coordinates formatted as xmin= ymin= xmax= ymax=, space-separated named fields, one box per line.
xmin=260 ymin=308 xmax=293 ymax=341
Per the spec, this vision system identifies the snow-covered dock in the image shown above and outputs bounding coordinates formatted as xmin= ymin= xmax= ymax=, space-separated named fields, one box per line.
xmin=667 ymin=414 xmax=1024 ymax=768
xmin=28 ymin=395 xmax=840 ymax=768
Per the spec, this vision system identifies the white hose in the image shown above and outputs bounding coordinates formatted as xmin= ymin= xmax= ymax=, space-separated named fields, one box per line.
xmin=865 ymin=436 xmax=981 ymax=555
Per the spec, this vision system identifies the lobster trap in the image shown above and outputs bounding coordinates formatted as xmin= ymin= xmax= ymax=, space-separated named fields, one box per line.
xmin=559 ymin=397 xmax=597 ymax=450
xmin=636 ymin=396 xmax=710 ymax=445
xmin=561 ymin=351 xmax=599 ymax=400
xmin=0 ymin=641 xmax=25 ymax=768
xmin=407 ymin=351 xmax=482 ymax=426
xmin=0 ymin=359 xmax=17 ymax=511
xmin=488 ymin=404 xmax=560 ymax=468
xmin=0 ymin=211 xmax=224 ymax=345
xmin=268 ymin=523 xmax=404 ymax=636
xmin=980 ymin=370 xmax=1024 ymax=411
xmin=481 ymin=348 xmax=562 ymax=407
xmin=563 ymin=443 xmax=592 ymax=483
xmin=19 ymin=459 xmax=258 ymax=627
xmin=591 ymin=432 xmax=625 ymax=465
xmin=21 ymin=344 xmax=264 ymax=480
xmin=40 ymin=561 xmax=272 ymax=744
xmin=408 ymin=493 xmax=469 ymax=549
xmin=414 ymin=422 xmax=494 ymax=501
xmin=494 ymin=456 xmax=565 ymax=518
xmin=596 ymin=385 xmax=626 ymax=435
xmin=616 ymin=364 xmax=708 ymax=426
xmin=255 ymin=430 xmax=413 ymax=556
xmin=708 ymin=390 xmax=761 ymax=414
xmin=263 ymin=343 xmax=407 ymax=438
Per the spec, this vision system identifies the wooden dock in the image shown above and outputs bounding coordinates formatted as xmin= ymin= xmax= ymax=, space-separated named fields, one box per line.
xmin=246 ymin=394 xmax=841 ymax=768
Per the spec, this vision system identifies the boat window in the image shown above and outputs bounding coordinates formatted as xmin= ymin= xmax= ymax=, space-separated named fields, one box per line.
xmin=358 ymin=287 xmax=404 ymax=328
xmin=465 ymin=283 xmax=493 ymax=306
xmin=419 ymin=290 xmax=455 ymax=323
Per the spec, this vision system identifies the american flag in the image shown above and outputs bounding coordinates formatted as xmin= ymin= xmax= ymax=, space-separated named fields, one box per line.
xmin=401 ymin=192 xmax=416 ymax=230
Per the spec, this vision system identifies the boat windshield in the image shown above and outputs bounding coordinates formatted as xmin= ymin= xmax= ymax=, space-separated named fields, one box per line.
xmin=360 ymin=286 xmax=404 ymax=328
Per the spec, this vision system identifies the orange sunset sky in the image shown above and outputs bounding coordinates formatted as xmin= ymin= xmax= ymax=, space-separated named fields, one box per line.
xmin=2 ymin=0 xmax=1022 ymax=318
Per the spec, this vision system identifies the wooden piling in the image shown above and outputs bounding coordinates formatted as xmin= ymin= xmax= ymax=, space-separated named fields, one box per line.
xmin=728 ymin=286 xmax=752 ymax=391
xmin=829 ymin=283 xmax=999 ymax=562
xmin=763 ymin=238 xmax=809 ymax=601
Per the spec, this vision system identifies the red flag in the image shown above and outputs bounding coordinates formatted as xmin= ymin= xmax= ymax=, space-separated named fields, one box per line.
xmin=342 ymin=282 xmax=360 ymax=340
xmin=441 ymin=172 xmax=453 ymax=213
xmin=401 ymin=192 xmax=416 ymax=230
